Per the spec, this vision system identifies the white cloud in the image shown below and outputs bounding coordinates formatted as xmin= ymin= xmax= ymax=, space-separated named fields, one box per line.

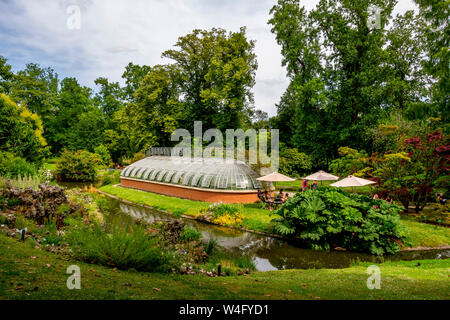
xmin=1 ymin=0 xmax=417 ymax=117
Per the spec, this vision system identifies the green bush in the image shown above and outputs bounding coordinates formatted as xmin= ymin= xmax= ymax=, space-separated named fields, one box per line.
xmin=131 ymin=151 xmax=146 ymax=163
xmin=94 ymin=144 xmax=112 ymax=168
xmin=274 ymin=187 xmax=406 ymax=255
xmin=55 ymin=149 xmax=102 ymax=182
xmin=65 ymin=219 xmax=179 ymax=272
xmin=179 ymin=226 xmax=202 ymax=242
xmin=279 ymin=148 xmax=312 ymax=177
xmin=0 ymin=151 xmax=37 ymax=178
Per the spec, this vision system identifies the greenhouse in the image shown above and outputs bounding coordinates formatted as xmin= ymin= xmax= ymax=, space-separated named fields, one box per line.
xmin=120 ymin=156 xmax=262 ymax=203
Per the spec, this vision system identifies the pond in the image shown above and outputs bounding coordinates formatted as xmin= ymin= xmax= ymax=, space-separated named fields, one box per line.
xmin=100 ymin=195 xmax=450 ymax=272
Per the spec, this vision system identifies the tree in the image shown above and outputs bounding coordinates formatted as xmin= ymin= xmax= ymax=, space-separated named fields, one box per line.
xmin=162 ymin=27 xmax=257 ymax=132
xmin=268 ymin=0 xmax=432 ymax=167
xmin=121 ymin=62 xmax=151 ymax=102
xmin=413 ymin=0 xmax=449 ymax=121
xmin=46 ymin=77 xmax=94 ymax=154
xmin=0 ymin=56 xmax=14 ymax=94
xmin=279 ymin=147 xmax=312 ymax=177
xmin=10 ymin=63 xmax=59 ymax=140
xmin=0 ymin=94 xmax=47 ymax=163
xmin=67 ymin=107 xmax=105 ymax=152
xmin=374 ymin=130 xmax=449 ymax=212
xmin=94 ymin=77 xmax=124 ymax=120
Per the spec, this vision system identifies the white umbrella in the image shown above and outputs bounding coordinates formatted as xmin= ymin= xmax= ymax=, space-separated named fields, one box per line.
xmin=303 ymin=170 xmax=339 ymax=185
xmin=257 ymin=172 xmax=295 ymax=195
xmin=330 ymin=175 xmax=376 ymax=192
xmin=256 ymin=172 xmax=296 ymax=182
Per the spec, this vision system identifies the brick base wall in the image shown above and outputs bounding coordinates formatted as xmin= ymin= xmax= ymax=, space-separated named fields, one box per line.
xmin=120 ymin=178 xmax=259 ymax=204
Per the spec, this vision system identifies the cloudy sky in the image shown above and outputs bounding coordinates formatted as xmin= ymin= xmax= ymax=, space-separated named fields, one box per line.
xmin=0 ymin=0 xmax=417 ymax=116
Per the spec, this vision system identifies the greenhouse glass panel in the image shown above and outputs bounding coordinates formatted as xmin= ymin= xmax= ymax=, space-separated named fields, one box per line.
xmin=121 ymin=166 xmax=132 ymax=177
xmin=128 ymin=167 xmax=139 ymax=178
xmin=217 ymin=175 xmax=228 ymax=189
xmin=190 ymin=174 xmax=203 ymax=187
xmin=143 ymin=168 xmax=154 ymax=180
xmin=133 ymin=168 xmax=144 ymax=178
xmin=182 ymin=172 xmax=195 ymax=185
xmin=172 ymin=171 xmax=184 ymax=184
xmin=164 ymin=171 xmax=175 ymax=183
xmin=150 ymin=169 xmax=162 ymax=181
xmin=156 ymin=170 xmax=167 ymax=181
xmin=201 ymin=175 xmax=213 ymax=188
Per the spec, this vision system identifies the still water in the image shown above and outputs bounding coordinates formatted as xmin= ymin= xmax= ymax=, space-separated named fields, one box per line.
xmin=101 ymin=196 xmax=450 ymax=272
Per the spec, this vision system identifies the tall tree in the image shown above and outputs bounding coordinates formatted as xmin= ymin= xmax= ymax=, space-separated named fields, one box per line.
xmin=121 ymin=62 xmax=151 ymax=102
xmin=413 ymin=0 xmax=449 ymax=122
xmin=162 ymin=27 xmax=257 ymax=132
xmin=10 ymin=63 xmax=59 ymax=124
xmin=0 ymin=56 xmax=14 ymax=94
xmin=46 ymin=77 xmax=93 ymax=153
xmin=268 ymin=0 xmax=432 ymax=166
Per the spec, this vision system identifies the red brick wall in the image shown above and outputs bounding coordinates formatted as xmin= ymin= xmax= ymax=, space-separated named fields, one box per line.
xmin=120 ymin=178 xmax=259 ymax=204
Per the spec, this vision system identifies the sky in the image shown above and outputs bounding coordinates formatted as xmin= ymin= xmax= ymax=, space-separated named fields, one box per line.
xmin=0 ymin=0 xmax=418 ymax=117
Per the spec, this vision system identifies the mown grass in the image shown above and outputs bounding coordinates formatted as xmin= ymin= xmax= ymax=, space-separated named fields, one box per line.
xmin=0 ymin=234 xmax=449 ymax=300
xmin=99 ymin=185 xmax=450 ymax=248
xmin=99 ymin=185 xmax=277 ymax=233
xmin=276 ymin=180 xmax=373 ymax=194
xmin=401 ymin=216 xmax=450 ymax=248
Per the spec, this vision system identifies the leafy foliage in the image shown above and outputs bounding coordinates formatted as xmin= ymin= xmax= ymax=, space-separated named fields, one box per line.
xmin=0 ymin=94 xmax=47 ymax=164
xmin=279 ymin=148 xmax=312 ymax=177
xmin=55 ymin=150 xmax=102 ymax=182
xmin=65 ymin=219 xmax=178 ymax=273
xmin=274 ymin=188 xmax=406 ymax=255
xmin=373 ymin=129 xmax=449 ymax=212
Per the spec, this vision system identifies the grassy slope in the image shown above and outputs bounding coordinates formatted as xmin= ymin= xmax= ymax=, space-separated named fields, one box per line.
xmin=99 ymin=184 xmax=277 ymax=232
xmin=0 ymin=234 xmax=449 ymax=300
xmin=99 ymin=185 xmax=450 ymax=248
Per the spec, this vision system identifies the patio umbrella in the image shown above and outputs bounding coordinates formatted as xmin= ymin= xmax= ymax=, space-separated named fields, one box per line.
xmin=303 ymin=170 xmax=339 ymax=186
xmin=256 ymin=172 xmax=296 ymax=182
xmin=257 ymin=172 xmax=295 ymax=195
xmin=329 ymin=175 xmax=376 ymax=192
xmin=304 ymin=170 xmax=339 ymax=181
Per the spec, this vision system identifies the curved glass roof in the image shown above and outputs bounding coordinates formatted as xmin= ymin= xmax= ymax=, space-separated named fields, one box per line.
xmin=121 ymin=156 xmax=262 ymax=190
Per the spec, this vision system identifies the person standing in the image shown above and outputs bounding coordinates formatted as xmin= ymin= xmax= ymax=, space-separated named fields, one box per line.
xmin=312 ymin=181 xmax=318 ymax=190
xmin=302 ymin=179 xmax=308 ymax=191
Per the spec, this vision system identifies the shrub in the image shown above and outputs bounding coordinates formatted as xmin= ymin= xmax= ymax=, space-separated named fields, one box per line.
xmin=279 ymin=148 xmax=312 ymax=177
xmin=55 ymin=149 xmax=102 ymax=182
xmin=0 ymin=151 xmax=37 ymax=178
xmin=65 ymin=219 xmax=179 ymax=272
xmin=198 ymin=203 xmax=244 ymax=227
xmin=179 ymin=226 xmax=202 ymax=242
xmin=131 ymin=151 xmax=146 ymax=163
xmin=274 ymin=187 xmax=406 ymax=255
xmin=329 ymin=147 xmax=368 ymax=177
xmin=94 ymin=144 xmax=112 ymax=168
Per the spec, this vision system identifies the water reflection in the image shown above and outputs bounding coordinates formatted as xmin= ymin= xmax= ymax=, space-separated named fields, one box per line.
xmin=106 ymin=199 xmax=449 ymax=272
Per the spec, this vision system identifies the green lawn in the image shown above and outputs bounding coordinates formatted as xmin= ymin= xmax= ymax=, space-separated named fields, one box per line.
xmin=276 ymin=180 xmax=373 ymax=194
xmin=99 ymin=185 xmax=450 ymax=249
xmin=0 ymin=234 xmax=448 ymax=300
xmin=99 ymin=184 xmax=277 ymax=233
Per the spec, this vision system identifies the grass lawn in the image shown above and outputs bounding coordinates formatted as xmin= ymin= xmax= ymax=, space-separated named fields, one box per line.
xmin=99 ymin=184 xmax=277 ymax=233
xmin=276 ymin=180 xmax=373 ymax=194
xmin=99 ymin=185 xmax=450 ymax=249
xmin=0 ymin=234 xmax=449 ymax=300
